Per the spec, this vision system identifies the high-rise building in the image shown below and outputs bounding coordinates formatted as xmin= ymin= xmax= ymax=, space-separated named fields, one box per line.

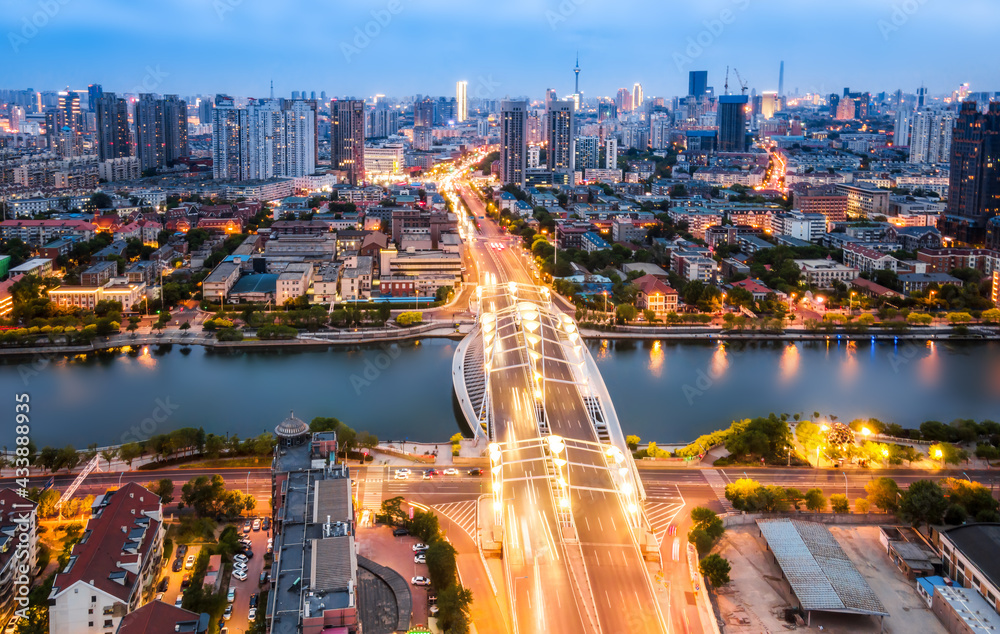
xmin=545 ymin=89 xmax=558 ymax=108
xmin=605 ymin=137 xmax=618 ymax=170
xmin=717 ymin=95 xmax=748 ymax=152
xmin=616 ymin=88 xmax=633 ymax=113
xmin=545 ymin=100 xmax=575 ymax=178
xmin=633 ymin=83 xmax=644 ymax=112
xmin=597 ymin=100 xmax=618 ymax=123
xmin=162 ymin=95 xmax=189 ymax=165
xmin=211 ymin=96 xmax=316 ymax=181
xmin=649 ymin=114 xmax=671 ymax=150
xmin=366 ymin=104 xmax=400 ymax=139
xmin=94 ymin=93 xmax=132 ymax=161
xmin=778 ymin=61 xmax=785 ymax=98
xmin=198 ymin=97 xmax=213 ymax=125
xmin=940 ymin=101 xmax=1000 ymax=244
xmin=689 ymin=71 xmax=708 ymax=98
xmin=456 ymin=81 xmax=468 ymax=123
xmin=87 ymin=84 xmax=102 ymax=112
xmin=135 ymin=94 xmax=189 ymax=172
xmin=527 ymin=145 xmax=541 ymax=169
xmin=48 ymin=90 xmax=83 ymax=157
xmin=909 ymin=108 xmax=954 ymax=164
xmin=331 ymin=99 xmax=365 ymax=185
xmin=761 ymin=92 xmax=779 ymax=119
xmin=894 ymin=107 xmax=912 ymax=147
xmin=917 ymin=86 xmax=928 ymax=108
xmin=414 ymin=100 xmax=434 ymax=128
xmin=8 ymin=105 xmax=24 ymax=133
xmin=574 ymin=136 xmax=599 ymax=170
xmin=499 ymin=100 xmax=527 ymax=187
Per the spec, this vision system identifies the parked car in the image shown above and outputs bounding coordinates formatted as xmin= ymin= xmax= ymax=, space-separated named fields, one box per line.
xmin=172 ymin=559 xmax=183 ymax=573
xmin=243 ymin=520 xmax=252 ymax=533
xmin=176 ymin=544 xmax=187 ymax=557
xmin=411 ymin=576 xmax=431 ymax=587
xmin=234 ymin=561 xmax=248 ymax=572
xmin=259 ymin=571 xmax=268 ymax=585
xmin=414 ymin=554 xmax=427 ymax=564
xmin=392 ymin=528 xmax=409 ymax=537
xmin=248 ymin=607 xmax=257 ymax=621
xmin=184 ymin=554 xmax=195 ymax=570
xmin=252 ymin=519 xmax=261 ymax=532
xmin=429 ymin=605 xmax=440 ymax=616
xmin=180 ymin=574 xmax=191 ymax=589
xmin=262 ymin=518 xmax=271 ymax=531
xmin=174 ymin=596 xmax=184 ymax=608
xmin=157 ymin=577 xmax=169 ymax=593
xmin=233 ymin=569 xmax=248 ymax=581
xmin=412 ymin=543 xmax=429 ymax=552
xmin=223 ymin=605 xmax=233 ymax=621
xmin=227 ymin=588 xmax=236 ymax=603
xmin=234 ymin=554 xmax=248 ymax=564
xmin=249 ymin=592 xmax=258 ymax=608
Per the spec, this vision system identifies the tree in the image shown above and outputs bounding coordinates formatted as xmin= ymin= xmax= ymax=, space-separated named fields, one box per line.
xmin=36 ymin=489 xmax=61 ymax=518
xmin=699 ymin=554 xmax=731 ymax=586
xmin=90 ymin=192 xmax=114 ymax=209
xmin=943 ymin=478 xmax=999 ymax=518
xmin=899 ymin=479 xmax=948 ymax=528
xmin=408 ymin=509 xmax=440 ymax=543
xmin=625 ymin=435 xmax=640 ymax=451
xmin=118 ymin=442 xmax=142 ymax=469
xmin=804 ymin=488 xmax=827 ymax=512
xmin=854 ymin=498 xmax=871 ymax=514
xmin=425 ymin=539 xmax=459 ymax=589
xmin=180 ymin=474 xmax=229 ymax=518
xmin=943 ymin=503 xmax=968 ymax=525
xmin=689 ymin=507 xmax=725 ymax=555
xmin=929 ymin=442 xmax=966 ymax=465
xmin=436 ymin=584 xmax=474 ymax=634
xmin=147 ymin=479 xmax=175 ymax=506
xmin=830 ymin=494 xmax=850 ymax=514
xmin=98 ymin=448 xmax=118 ymax=470
xmin=615 ymin=303 xmax=638 ymax=324
xmin=865 ymin=477 xmax=900 ymax=513
xmin=377 ymin=496 xmax=407 ymax=526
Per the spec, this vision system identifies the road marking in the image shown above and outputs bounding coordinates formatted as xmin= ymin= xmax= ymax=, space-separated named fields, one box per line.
xmin=432 ymin=500 xmax=479 ymax=541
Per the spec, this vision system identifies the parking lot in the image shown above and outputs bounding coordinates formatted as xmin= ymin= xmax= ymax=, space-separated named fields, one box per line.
xmin=357 ymin=522 xmax=435 ymax=627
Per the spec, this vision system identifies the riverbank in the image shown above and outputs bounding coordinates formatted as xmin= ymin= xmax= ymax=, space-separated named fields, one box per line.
xmin=0 ymin=322 xmax=996 ymax=358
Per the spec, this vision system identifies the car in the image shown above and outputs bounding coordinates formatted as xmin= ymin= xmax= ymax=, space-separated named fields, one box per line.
xmin=155 ymin=592 xmax=164 ymax=601
xmin=233 ymin=569 xmax=248 ymax=581
xmin=397 ymin=468 xmax=410 ymax=475
xmin=429 ymin=605 xmax=440 ymax=616
xmin=412 ymin=543 xmax=429 ymax=552
xmin=248 ymin=607 xmax=257 ymax=621
xmin=184 ymin=554 xmax=195 ymax=570
xmin=414 ymin=554 xmax=427 ymax=564
xmin=223 ymin=605 xmax=233 ymax=620
xmin=259 ymin=571 xmax=269 ymax=584
xmin=468 ymin=468 xmax=483 ymax=476
xmin=234 ymin=554 xmax=248 ymax=564
xmin=176 ymin=544 xmax=188 ymax=557
xmin=157 ymin=577 xmax=169 ymax=593
xmin=172 ymin=558 xmax=183 ymax=573
xmin=411 ymin=576 xmax=431 ymax=587
xmin=262 ymin=518 xmax=271 ymax=531
xmin=234 ymin=562 xmax=248 ymax=572
xmin=252 ymin=519 xmax=261 ymax=531
xmin=421 ymin=471 xmax=431 ymax=480
xmin=249 ymin=592 xmax=258 ymax=608
xmin=174 ymin=596 xmax=184 ymax=608
xmin=394 ymin=471 xmax=408 ymax=480
xmin=243 ymin=520 xmax=252 ymax=533
xmin=392 ymin=528 xmax=409 ymax=537
xmin=239 ymin=548 xmax=254 ymax=559
xmin=180 ymin=575 xmax=191 ymax=589
xmin=227 ymin=587 xmax=236 ymax=603
xmin=443 ymin=468 xmax=458 ymax=476
xmin=219 ymin=629 xmax=228 ymax=634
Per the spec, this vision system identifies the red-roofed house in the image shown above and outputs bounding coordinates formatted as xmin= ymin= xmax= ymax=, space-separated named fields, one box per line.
xmin=49 ymin=482 xmax=164 ymax=634
xmin=730 ymin=278 xmax=779 ymax=302
xmin=114 ymin=222 xmax=142 ymax=242
xmin=842 ymin=243 xmax=899 ymax=273
xmin=197 ymin=217 xmax=243 ymax=234
xmin=115 ymin=600 xmax=208 ymax=634
xmin=634 ymin=274 xmax=679 ymax=315
xmin=0 ymin=489 xmax=39 ymax=625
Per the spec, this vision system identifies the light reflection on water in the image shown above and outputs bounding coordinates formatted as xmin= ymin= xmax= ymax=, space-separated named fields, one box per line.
xmin=779 ymin=342 xmax=799 ymax=382
xmin=648 ymin=340 xmax=664 ymax=377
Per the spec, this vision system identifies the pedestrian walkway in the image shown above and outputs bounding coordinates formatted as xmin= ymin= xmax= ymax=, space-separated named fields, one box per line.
xmin=432 ymin=499 xmax=479 ymax=541
xmin=700 ymin=469 xmax=735 ymax=512
xmin=644 ymin=500 xmax=685 ymax=547
xmin=358 ymin=467 xmax=388 ymax=511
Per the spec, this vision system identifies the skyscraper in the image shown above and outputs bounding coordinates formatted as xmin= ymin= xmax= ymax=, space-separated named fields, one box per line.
xmin=331 ymin=99 xmax=365 ymax=185
xmin=212 ymin=95 xmax=244 ymax=181
xmin=366 ymin=104 xmax=400 ymax=139
xmin=717 ymin=95 xmax=748 ymax=152
xmin=456 ymin=81 xmax=468 ymax=123
xmin=778 ymin=61 xmax=785 ymax=98
xmin=909 ymin=108 xmax=954 ymax=164
xmin=616 ymin=88 xmax=633 ymax=113
xmin=605 ymin=137 xmax=618 ymax=170
xmin=94 ymin=93 xmax=131 ymax=161
xmin=162 ymin=95 xmax=189 ymax=165
xmin=761 ymin=92 xmax=779 ymax=119
xmin=414 ymin=99 xmax=434 ymax=128
xmin=87 ymin=84 xmax=103 ymax=112
xmin=917 ymin=85 xmax=928 ymax=108
xmin=211 ymin=96 xmax=316 ymax=181
xmin=136 ymin=94 xmax=189 ymax=172
xmin=632 ymin=83 xmax=644 ymax=112
xmin=500 ymin=100 xmax=527 ymax=187
xmin=689 ymin=71 xmax=708 ymax=98
xmin=283 ymin=100 xmax=317 ymax=178
xmin=545 ymin=100 xmax=575 ymax=178
xmin=940 ymin=101 xmax=1000 ymax=244
xmin=894 ymin=107 xmax=912 ymax=147
xmin=574 ymin=136 xmax=599 ymax=170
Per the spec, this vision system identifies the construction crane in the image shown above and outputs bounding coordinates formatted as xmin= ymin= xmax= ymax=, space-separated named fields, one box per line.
xmin=733 ymin=68 xmax=749 ymax=95
xmin=723 ymin=66 xmax=730 ymax=96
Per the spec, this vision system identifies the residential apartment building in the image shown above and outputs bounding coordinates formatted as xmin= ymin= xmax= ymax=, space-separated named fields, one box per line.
xmin=49 ymin=483 xmax=164 ymax=634
xmin=331 ymin=100 xmax=365 ymax=185
xmin=837 ymin=184 xmax=890 ymax=219
xmin=0 ymin=219 xmax=97 ymax=246
xmin=794 ymin=259 xmax=859 ymax=288
xmin=0 ymin=490 xmax=39 ymax=626
xmin=276 ymin=263 xmax=314 ymax=306
xmin=842 ymin=244 xmax=899 ymax=273
xmin=667 ymin=207 xmax=724 ymax=240
xmin=500 ymin=100 xmax=528 ymax=187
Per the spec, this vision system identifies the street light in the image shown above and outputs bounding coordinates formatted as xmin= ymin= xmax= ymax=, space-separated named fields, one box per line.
xmin=934 ymin=448 xmax=943 ymax=468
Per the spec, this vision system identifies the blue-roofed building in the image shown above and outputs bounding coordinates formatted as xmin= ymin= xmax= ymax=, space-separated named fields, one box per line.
xmin=916 ymin=576 xmax=949 ymax=607
xmin=229 ymin=274 xmax=278 ymax=303
xmin=514 ymin=200 xmax=534 ymax=218
xmin=581 ymin=231 xmax=612 ymax=253
xmin=556 ymin=274 xmax=613 ymax=294
xmin=498 ymin=191 xmax=517 ymax=212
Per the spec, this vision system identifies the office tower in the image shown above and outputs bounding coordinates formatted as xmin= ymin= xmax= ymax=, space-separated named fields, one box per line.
xmin=917 ymin=86 xmax=928 ymax=108
xmin=940 ymin=102 xmax=1000 ymax=244
xmin=894 ymin=107 xmax=912 ymax=147
xmin=597 ymin=100 xmax=618 ymax=122
xmin=909 ymin=108 xmax=954 ymax=164
xmin=331 ymin=99 xmax=365 ymax=185
xmin=546 ymin=100 xmax=575 ymax=178
xmin=310 ymin=91 xmax=317 ymax=100
xmin=545 ymin=89 xmax=558 ymax=108
xmin=778 ymin=61 xmax=785 ymax=98
xmin=689 ymin=71 xmax=708 ymax=97
xmin=605 ymin=137 xmax=618 ymax=169
xmin=291 ymin=91 xmax=300 ymax=100
xmin=366 ymin=104 xmax=400 ymax=139
xmin=198 ymin=97 xmax=213 ymax=125
xmin=574 ymin=136 xmax=599 ymax=170
xmin=87 ymin=84 xmax=103 ymax=112
xmin=761 ymin=92 xmax=779 ymax=119
xmin=162 ymin=95 xmax=189 ymax=165
xmin=456 ymin=81 xmax=468 ymax=123
xmin=717 ymin=95 xmax=748 ymax=152
xmin=633 ymin=83 xmax=644 ymax=112
xmin=94 ymin=93 xmax=132 ymax=161
xmin=499 ymin=100 xmax=527 ymax=187
xmin=616 ymin=88 xmax=633 ymax=113
xmin=321 ymin=91 xmax=327 ymax=101
xmin=414 ymin=99 xmax=434 ymax=128
xmin=50 ymin=90 xmax=82 ymax=156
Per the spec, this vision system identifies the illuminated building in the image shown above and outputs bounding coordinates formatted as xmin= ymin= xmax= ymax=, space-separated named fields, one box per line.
xmin=500 ymin=100 xmax=527 ymax=187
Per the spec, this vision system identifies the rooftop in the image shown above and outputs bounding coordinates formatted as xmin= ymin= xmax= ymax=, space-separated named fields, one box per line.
xmin=116 ymin=601 xmax=208 ymax=634
xmin=941 ymin=523 xmax=1000 ymax=592
xmin=933 ymin=585 xmax=1000 ymax=632
xmin=757 ymin=519 xmax=888 ymax=616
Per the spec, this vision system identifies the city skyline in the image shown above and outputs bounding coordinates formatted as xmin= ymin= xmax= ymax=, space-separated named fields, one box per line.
xmin=3 ymin=0 xmax=999 ymax=99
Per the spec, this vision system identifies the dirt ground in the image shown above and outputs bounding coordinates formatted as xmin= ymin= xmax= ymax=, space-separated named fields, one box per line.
xmin=712 ymin=524 xmax=946 ymax=634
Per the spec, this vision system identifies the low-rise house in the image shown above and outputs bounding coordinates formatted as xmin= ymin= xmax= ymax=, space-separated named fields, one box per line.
xmin=634 ymin=274 xmax=679 ymax=315
xmin=794 ymin=259 xmax=859 ymax=288
xmin=729 ymin=278 xmax=777 ymax=302
xmin=898 ymin=272 xmax=963 ymax=295
xmin=82 ymin=261 xmax=119 ymax=286
xmin=202 ymin=262 xmax=241 ymax=302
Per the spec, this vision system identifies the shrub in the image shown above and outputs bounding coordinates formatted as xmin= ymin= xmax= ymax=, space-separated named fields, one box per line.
xmin=396 ymin=311 xmax=423 ymax=327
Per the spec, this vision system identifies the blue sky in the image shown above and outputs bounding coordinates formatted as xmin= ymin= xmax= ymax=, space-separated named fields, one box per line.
xmin=3 ymin=0 xmax=997 ymax=100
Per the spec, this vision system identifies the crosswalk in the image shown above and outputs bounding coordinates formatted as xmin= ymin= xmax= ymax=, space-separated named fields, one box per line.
xmin=701 ymin=469 xmax=735 ymax=512
xmin=358 ymin=468 xmax=388 ymax=511
xmin=432 ymin=499 xmax=480 ymax=541
xmin=644 ymin=500 xmax=685 ymax=546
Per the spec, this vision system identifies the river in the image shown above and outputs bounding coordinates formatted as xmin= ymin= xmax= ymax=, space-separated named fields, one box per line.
xmin=1 ymin=338 xmax=998 ymax=449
